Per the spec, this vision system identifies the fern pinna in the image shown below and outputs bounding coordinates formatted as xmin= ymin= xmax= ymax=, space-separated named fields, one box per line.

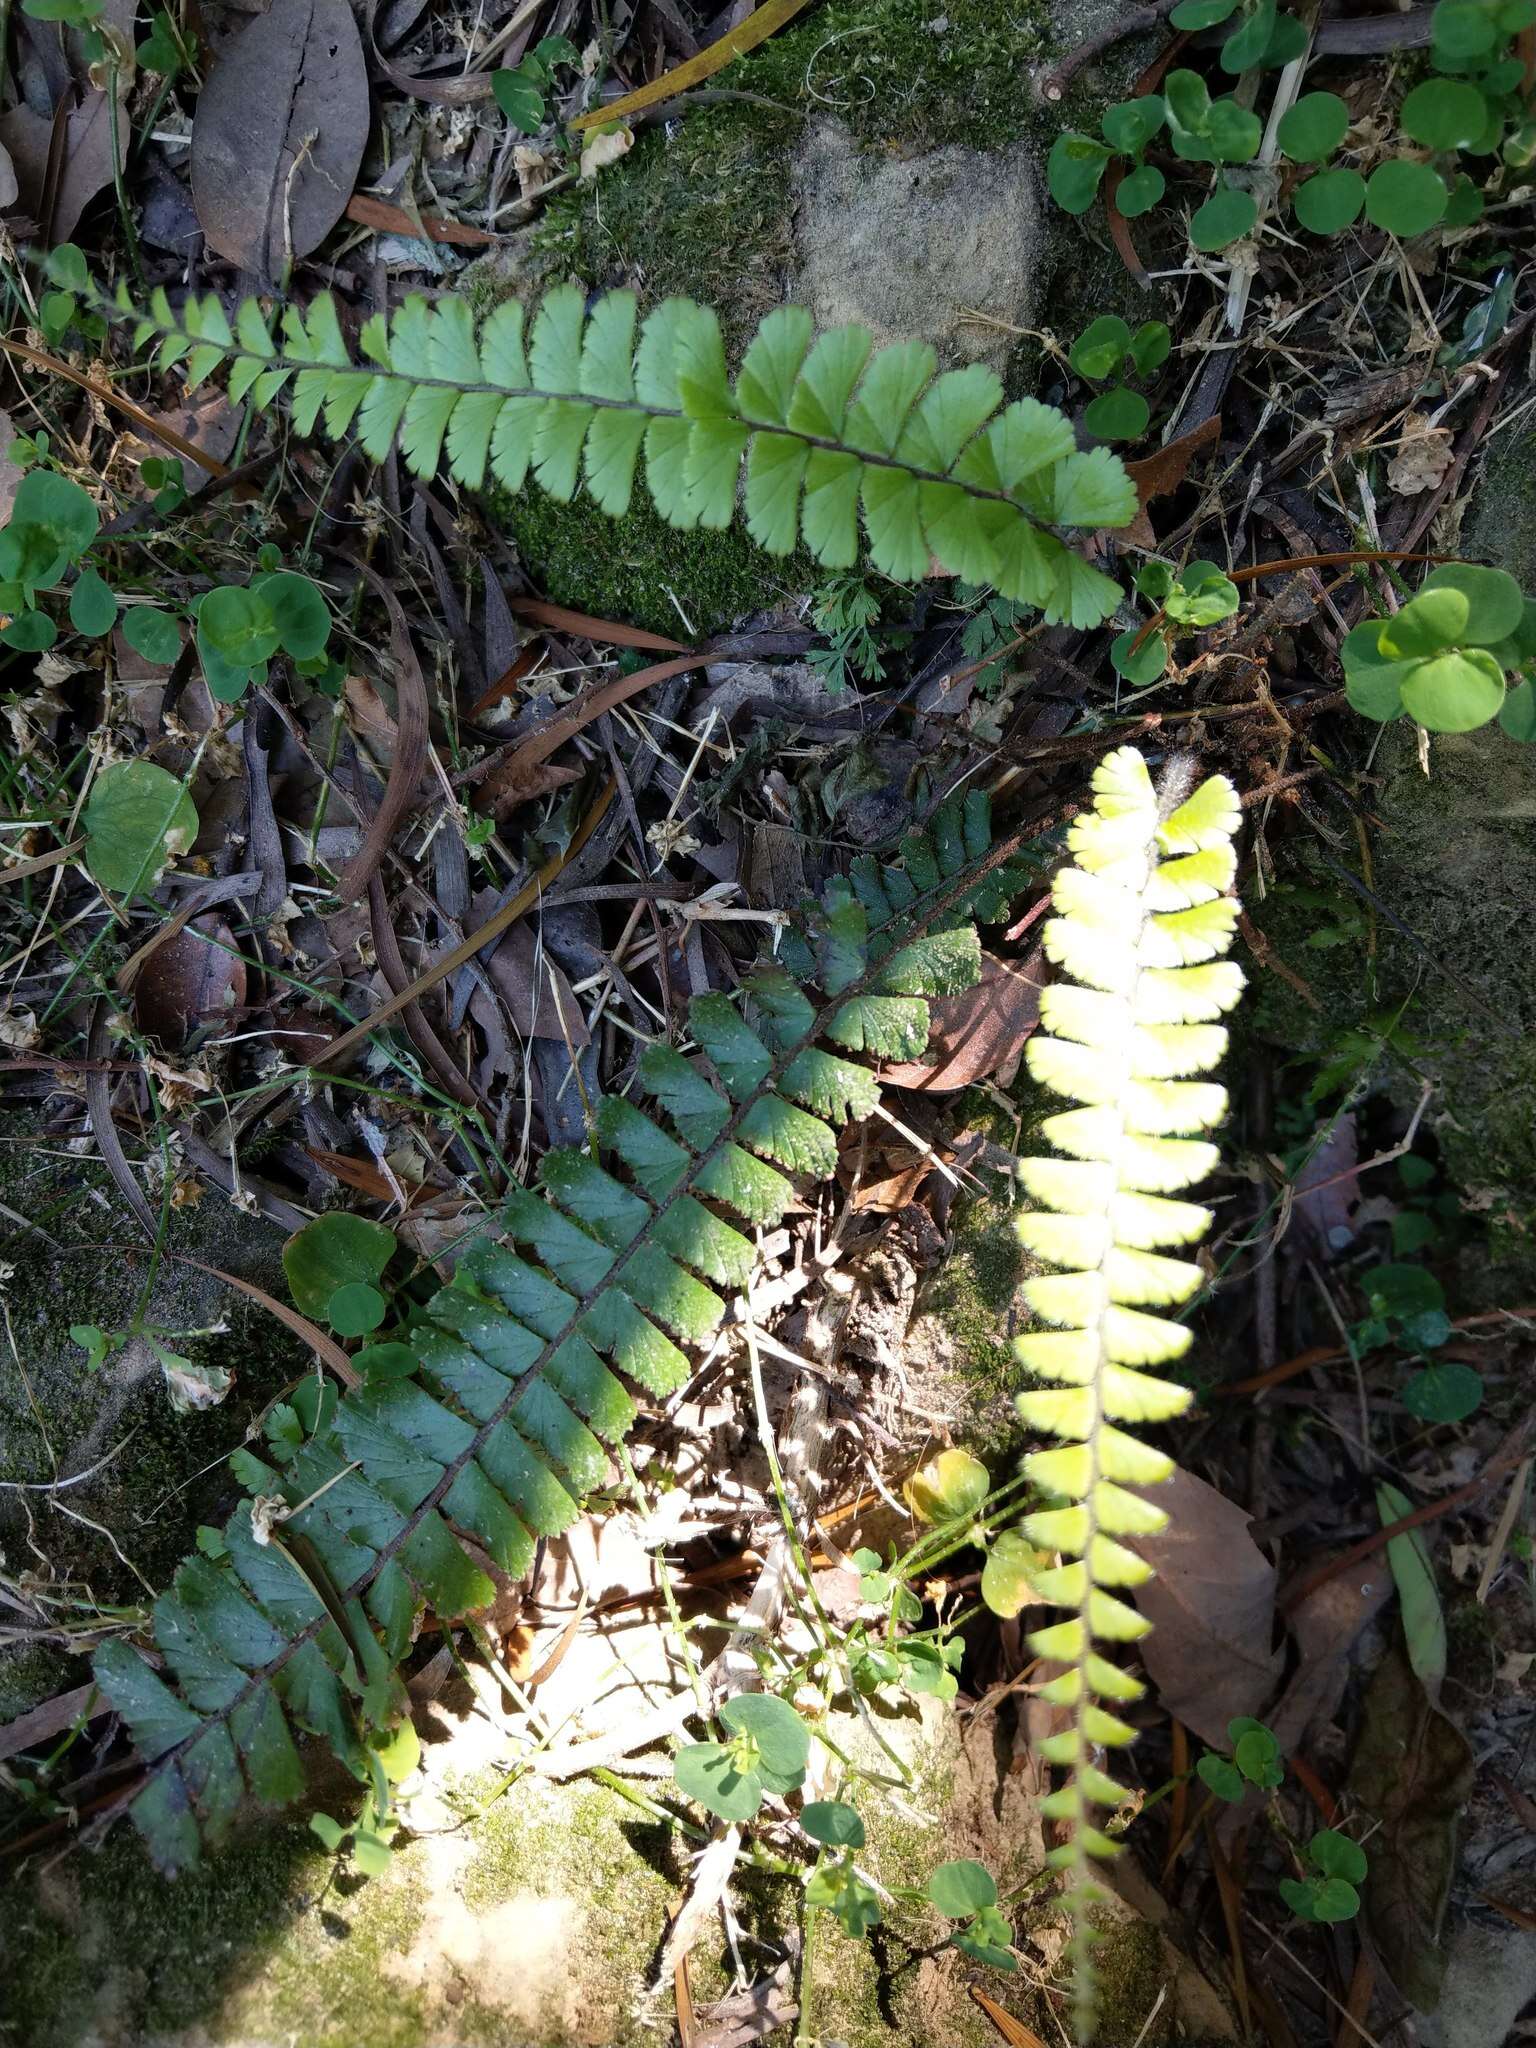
xmin=100 ymin=278 xmax=1137 ymax=629
xmin=92 ymin=794 xmax=1034 ymax=1873
xmin=1010 ymin=746 xmax=1243 ymax=2033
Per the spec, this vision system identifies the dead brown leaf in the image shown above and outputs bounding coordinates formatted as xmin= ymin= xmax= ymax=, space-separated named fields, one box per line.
xmin=344 ymin=191 xmax=498 ymax=247
xmin=1130 ymin=1465 xmax=1283 ymax=1747
xmin=0 ymin=92 xmax=120 ymax=243
xmin=1120 ymin=415 xmax=1224 ymax=551
xmin=478 ymin=917 xmax=590 ymax=1046
xmin=1348 ymin=1640 xmax=1475 ymax=2013
xmin=880 ymin=948 xmax=1044 ymax=1092
xmin=132 ymin=914 xmax=245 ymax=1050
xmin=190 ymin=0 xmax=369 ymax=281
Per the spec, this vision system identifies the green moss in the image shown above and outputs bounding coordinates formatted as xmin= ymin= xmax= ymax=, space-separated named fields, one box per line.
xmin=3 ymin=1822 xmax=361 ymax=2048
xmin=1086 ymin=1916 xmax=1176 ymax=2047
xmin=500 ymin=479 xmax=817 ymax=639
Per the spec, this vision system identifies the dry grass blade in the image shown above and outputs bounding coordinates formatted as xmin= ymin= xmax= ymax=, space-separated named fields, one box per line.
xmin=569 ymin=0 xmax=813 ymax=129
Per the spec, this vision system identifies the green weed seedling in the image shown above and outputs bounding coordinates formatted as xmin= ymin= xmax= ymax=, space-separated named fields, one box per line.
xmin=1354 ymin=1263 xmax=1482 ymax=1423
xmin=1111 ymin=558 xmax=1240 ymax=687
xmin=1344 ymin=563 xmax=1536 ymax=737
xmin=492 ymin=34 xmax=582 ymax=135
xmin=1068 ymin=316 xmax=1172 ymax=445
xmin=1279 ymin=1828 xmax=1368 ymax=1924
xmin=1197 ymin=1716 xmax=1285 ymax=1802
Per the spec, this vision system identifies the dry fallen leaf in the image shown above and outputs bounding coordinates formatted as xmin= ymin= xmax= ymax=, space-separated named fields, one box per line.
xmin=190 ymin=0 xmax=369 ymax=281
xmin=580 ymin=122 xmax=634 ymax=181
xmin=1130 ymin=1465 xmax=1284 ymax=1747
xmin=1348 ymin=1640 xmax=1475 ymax=2012
xmin=1387 ymin=412 xmax=1455 ymax=497
xmin=880 ymin=948 xmax=1045 ymax=1092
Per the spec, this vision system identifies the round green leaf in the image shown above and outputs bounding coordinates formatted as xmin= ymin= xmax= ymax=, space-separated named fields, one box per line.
xmin=1401 ymin=78 xmax=1489 ymax=151
xmin=121 ymin=605 xmax=183 ymax=666
xmin=1048 ymin=132 xmax=1113 ymax=214
xmin=198 ymin=582 xmax=280 ymax=664
xmin=1279 ymin=1875 xmax=1320 ymax=1921
xmin=1442 ymin=173 xmax=1485 ymax=226
xmin=327 ymin=1281 xmax=386 ymax=1337
xmin=1235 ymin=1725 xmax=1283 ymax=1786
xmin=1369 ymin=1263 xmax=1445 ymax=1318
xmin=1276 ymin=91 xmax=1349 ymax=163
xmin=252 ymin=569 xmax=331 ymax=659
xmin=1197 ymin=1754 xmax=1246 ymax=1802
xmin=675 ymin=1741 xmax=763 ymax=1822
xmin=926 ymin=1858 xmax=997 ymax=1918
xmin=906 ymin=1447 xmax=990 ymax=1523
xmin=1129 ymin=320 xmax=1172 ymax=376
xmin=1111 ymin=625 xmax=1169 ymax=686
xmin=200 ymin=644 xmax=260 ymax=704
xmin=1260 ymin=12 xmax=1309 ymax=65
xmin=491 ymin=67 xmax=545 ymax=132
xmin=45 ymin=241 xmax=89 ymax=290
xmin=953 ymin=1934 xmax=1017 ymax=1972
xmin=1101 ymin=97 xmax=1165 ymax=155
xmin=1163 ymin=67 xmax=1211 ymax=138
xmin=69 ymin=567 xmax=117 ymax=636
xmin=353 ymin=1341 xmax=418 ymax=1381
xmin=981 ymin=1529 xmax=1040 ymax=1619
xmin=283 ymin=1212 xmax=397 ymax=1320
xmin=1420 ymin=562 xmax=1525 ymax=645
xmin=1084 ymin=387 xmax=1150 ymax=441
xmin=1294 ymin=166 xmax=1366 ymax=233
xmin=9 ymin=469 xmax=99 ymax=562
xmin=1117 ymin=164 xmax=1166 ymax=216
xmin=1432 ymin=0 xmax=1499 ymax=64
xmin=719 ymin=1692 xmax=810 ymax=1782
xmin=1365 ymin=160 xmax=1448 ymax=237
xmin=1070 ymin=315 xmax=1132 ymax=382
xmin=1308 ymin=1878 xmax=1361 ymax=1923
xmin=0 ymin=608 xmax=57 ymax=650
xmin=1341 ymin=619 xmax=1415 ymax=719
xmin=1190 ymin=185 xmax=1257 ymax=250
xmin=83 ymin=759 xmax=199 ymax=898
xmin=1379 ymin=585 xmax=1470 ymax=659
xmin=1170 ymin=0 xmax=1240 ymax=24
xmin=1205 ymin=98 xmax=1263 ymax=163
xmin=1499 ymin=678 xmax=1536 ymax=740
xmin=1309 ymin=1829 xmax=1367 ymax=1884
xmin=1400 ymin=648 xmax=1506 ymax=731
xmin=1402 ymin=1360 xmax=1483 ymax=1423
xmin=371 ymin=1716 xmax=420 ymax=1783
xmin=802 ymin=1800 xmax=865 ymax=1848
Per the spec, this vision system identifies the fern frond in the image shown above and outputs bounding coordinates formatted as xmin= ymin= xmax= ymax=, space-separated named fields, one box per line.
xmin=1013 ymin=746 xmax=1243 ymax=2038
xmin=92 ymin=793 xmax=1033 ymax=1874
xmin=102 ymin=281 xmax=1136 ymax=630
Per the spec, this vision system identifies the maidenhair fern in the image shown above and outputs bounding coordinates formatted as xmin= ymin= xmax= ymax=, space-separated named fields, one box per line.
xmin=92 ymin=793 xmax=1035 ymax=1874
xmin=94 ymin=277 xmax=1137 ymax=629
xmin=1010 ymin=745 xmax=1243 ymax=2037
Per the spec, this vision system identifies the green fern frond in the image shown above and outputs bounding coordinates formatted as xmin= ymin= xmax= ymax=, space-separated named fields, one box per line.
xmin=91 ymin=793 xmax=1033 ymax=1874
xmin=1011 ymin=745 xmax=1243 ymax=2039
xmin=102 ymin=280 xmax=1136 ymax=629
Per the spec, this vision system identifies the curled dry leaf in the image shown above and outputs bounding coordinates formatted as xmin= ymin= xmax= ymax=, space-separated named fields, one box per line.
xmin=879 ymin=948 xmax=1044 ymax=1092
xmin=580 ymin=122 xmax=634 ymax=181
xmin=0 ymin=92 xmax=121 ymax=243
xmin=1129 ymin=1464 xmax=1283 ymax=1748
xmin=1348 ymin=1640 xmax=1475 ymax=2012
xmin=1387 ymin=413 xmax=1456 ymax=498
xmin=133 ymin=914 xmax=246 ymax=1050
xmin=190 ymin=0 xmax=369 ymax=281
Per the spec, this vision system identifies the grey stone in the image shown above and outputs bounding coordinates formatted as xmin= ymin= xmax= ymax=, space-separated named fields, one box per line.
xmin=791 ymin=117 xmax=1042 ymax=372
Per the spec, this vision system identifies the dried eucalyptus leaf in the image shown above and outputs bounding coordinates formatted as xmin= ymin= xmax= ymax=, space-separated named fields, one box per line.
xmin=1347 ymin=1640 xmax=1475 ymax=2012
xmin=190 ymin=0 xmax=368 ymax=282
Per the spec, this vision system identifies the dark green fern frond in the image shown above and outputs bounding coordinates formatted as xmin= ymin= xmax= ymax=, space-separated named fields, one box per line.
xmin=98 ymin=280 xmax=1136 ymax=630
xmin=93 ymin=791 xmax=1033 ymax=1874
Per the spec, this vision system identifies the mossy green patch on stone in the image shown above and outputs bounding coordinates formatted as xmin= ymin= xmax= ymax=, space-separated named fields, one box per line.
xmin=499 ymin=478 xmax=817 ymax=640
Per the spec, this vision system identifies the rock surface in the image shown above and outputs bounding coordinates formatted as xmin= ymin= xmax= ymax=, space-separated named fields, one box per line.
xmin=791 ymin=117 xmax=1042 ymax=370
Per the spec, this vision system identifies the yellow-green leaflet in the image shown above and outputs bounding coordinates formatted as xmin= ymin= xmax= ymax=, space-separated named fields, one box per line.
xmin=1014 ymin=744 xmax=1243 ymax=2039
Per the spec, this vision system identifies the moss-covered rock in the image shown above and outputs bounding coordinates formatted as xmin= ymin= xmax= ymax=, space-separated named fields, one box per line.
xmin=470 ymin=0 xmax=1168 ymax=636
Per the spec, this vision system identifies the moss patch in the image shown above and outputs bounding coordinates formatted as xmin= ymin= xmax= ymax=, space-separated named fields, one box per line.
xmin=499 ymin=479 xmax=817 ymax=639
